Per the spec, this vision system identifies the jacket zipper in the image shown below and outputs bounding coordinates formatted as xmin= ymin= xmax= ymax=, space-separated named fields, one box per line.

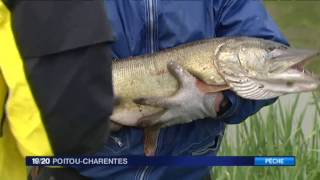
xmin=147 ymin=0 xmax=156 ymax=54
xmin=139 ymin=166 xmax=149 ymax=180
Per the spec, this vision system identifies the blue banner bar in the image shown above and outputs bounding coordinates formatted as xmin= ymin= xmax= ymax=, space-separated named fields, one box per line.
xmin=25 ymin=156 xmax=295 ymax=167
xmin=254 ymin=156 xmax=295 ymax=166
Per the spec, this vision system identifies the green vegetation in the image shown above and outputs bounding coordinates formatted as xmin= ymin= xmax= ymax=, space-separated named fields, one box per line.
xmin=212 ymin=94 xmax=320 ymax=179
xmin=266 ymin=1 xmax=320 ymax=82
xmin=212 ymin=2 xmax=320 ymax=179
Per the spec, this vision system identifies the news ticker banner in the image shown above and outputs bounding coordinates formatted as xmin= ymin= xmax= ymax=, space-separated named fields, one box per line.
xmin=26 ymin=156 xmax=295 ymax=167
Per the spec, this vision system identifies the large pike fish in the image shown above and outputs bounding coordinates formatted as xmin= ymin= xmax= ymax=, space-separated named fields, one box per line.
xmin=111 ymin=37 xmax=320 ymax=155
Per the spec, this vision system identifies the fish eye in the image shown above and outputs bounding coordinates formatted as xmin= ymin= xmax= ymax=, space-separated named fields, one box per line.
xmin=279 ymin=45 xmax=288 ymax=50
xmin=286 ymin=81 xmax=294 ymax=87
xmin=267 ymin=45 xmax=287 ymax=52
xmin=267 ymin=47 xmax=276 ymax=52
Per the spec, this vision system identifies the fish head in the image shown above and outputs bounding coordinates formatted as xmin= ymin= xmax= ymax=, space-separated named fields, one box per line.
xmin=214 ymin=37 xmax=320 ymax=100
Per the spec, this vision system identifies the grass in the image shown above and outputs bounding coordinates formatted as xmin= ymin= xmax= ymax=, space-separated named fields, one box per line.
xmin=212 ymin=94 xmax=320 ymax=180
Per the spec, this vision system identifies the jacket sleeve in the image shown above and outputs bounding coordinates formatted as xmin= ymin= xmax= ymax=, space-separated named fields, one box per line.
xmin=215 ymin=0 xmax=289 ymax=124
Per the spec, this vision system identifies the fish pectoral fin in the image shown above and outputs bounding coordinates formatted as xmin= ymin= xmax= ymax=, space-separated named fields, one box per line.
xmin=196 ymin=80 xmax=230 ymax=93
xmin=144 ymin=127 xmax=161 ymax=156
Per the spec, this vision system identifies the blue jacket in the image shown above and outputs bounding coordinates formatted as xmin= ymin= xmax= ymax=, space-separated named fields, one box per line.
xmin=77 ymin=0 xmax=288 ymax=179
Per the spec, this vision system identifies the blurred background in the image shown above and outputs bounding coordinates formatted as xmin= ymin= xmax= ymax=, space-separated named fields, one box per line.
xmin=213 ymin=1 xmax=320 ymax=180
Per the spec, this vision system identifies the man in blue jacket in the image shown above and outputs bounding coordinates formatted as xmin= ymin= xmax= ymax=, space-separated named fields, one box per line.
xmin=76 ymin=0 xmax=288 ymax=179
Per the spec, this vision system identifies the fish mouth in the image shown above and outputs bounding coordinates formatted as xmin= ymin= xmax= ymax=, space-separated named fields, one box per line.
xmin=290 ymin=49 xmax=320 ymax=75
xmin=285 ymin=49 xmax=319 ymax=81
xmin=290 ymin=61 xmax=319 ymax=82
xmin=265 ymin=48 xmax=320 ymax=92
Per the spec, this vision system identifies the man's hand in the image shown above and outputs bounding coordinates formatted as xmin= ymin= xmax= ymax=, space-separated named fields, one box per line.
xmin=134 ymin=61 xmax=224 ymax=128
